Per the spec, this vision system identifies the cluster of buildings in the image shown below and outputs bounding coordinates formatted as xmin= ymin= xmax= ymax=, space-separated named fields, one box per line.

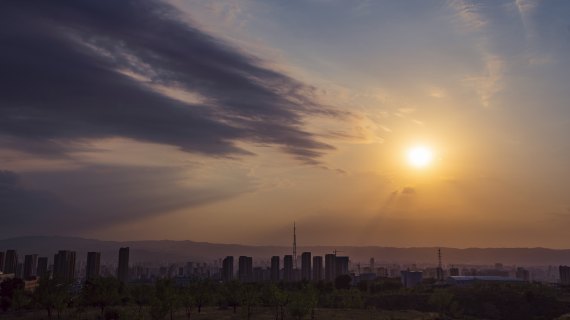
xmin=3 ymin=247 xmax=570 ymax=290
xmin=0 ymin=247 xmax=354 ymax=286
xmin=220 ymin=252 xmax=349 ymax=283
xmin=0 ymin=247 xmax=131 ymax=290
xmin=399 ymin=263 xmax=566 ymax=288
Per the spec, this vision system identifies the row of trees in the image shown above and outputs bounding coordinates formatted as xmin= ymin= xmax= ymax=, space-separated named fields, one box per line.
xmin=2 ymin=275 xmax=570 ymax=320
xmin=1 ymin=277 xmax=325 ymax=320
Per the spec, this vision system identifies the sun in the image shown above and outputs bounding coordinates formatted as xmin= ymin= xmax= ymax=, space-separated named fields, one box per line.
xmin=406 ymin=145 xmax=434 ymax=168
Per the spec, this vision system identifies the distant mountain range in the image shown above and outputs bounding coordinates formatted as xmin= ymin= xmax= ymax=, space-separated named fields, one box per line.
xmin=1 ymin=236 xmax=570 ymax=266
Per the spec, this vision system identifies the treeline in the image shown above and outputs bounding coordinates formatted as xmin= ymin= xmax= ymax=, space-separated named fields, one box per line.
xmin=1 ymin=275 xmax=570 ymax=320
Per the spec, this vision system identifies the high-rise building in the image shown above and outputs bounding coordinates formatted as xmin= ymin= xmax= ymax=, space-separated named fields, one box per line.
xmin=516 ymin=267 xmax=530 ymax=282
xmin=370 ymin=257 xmax=375 ymax=271
xmin=401 ymin=270 xmax=423 ymax=288
xmin=36 ymin=257 xmax=48 ymax=278
xmin=283 ymin=255 xmax=293 ymax=282
xmin=118 ymin=247 xmax=130 ymax=282
xmin=23 ymin=254 xmax=38 ymax=279
xmin=4 ymin=250 xmax=18 ymax=274
xmin=253 ymin=267 xmax=266 ymax=282
xmin=312 ymin=256 xmax=323 ymax=281
xmin=449 ymin=267 xmax=460 ymax=277
xmin=335 ymin=256 xmax=349 ymax=277
xmin=325 ymin=254 xmax=336 ymax=281
xmin=222 ymin=256 xmax=234 ymax=282
xmin=238 ymin=256 xmax=253 ymax=283
xmin=301 ymin=252 xmax=311 ymax=281
xmin=86 ymin=252 xmax=101 ymax=279
xmin=53 ymin=250 xmax=76 ymax=282
xmin=270 ymin=256 xmax=280 ymax=282
xmin=15 ymin=263 xmax=23 ymax=278
xmin=0 ymin=251 xmax=5 ymax=273
xmin=185 ymin=262 xmax=194 ymax=277
xmin=560 ymin=265 xmax=570 ymax=285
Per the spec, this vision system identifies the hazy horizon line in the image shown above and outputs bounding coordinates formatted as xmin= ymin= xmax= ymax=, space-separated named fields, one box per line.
xmin=2 ymin=235 xmax=570 ymax=251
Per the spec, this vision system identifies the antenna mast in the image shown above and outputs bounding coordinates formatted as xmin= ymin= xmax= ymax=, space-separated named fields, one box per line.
xmin=293 ymin=221 xmax=297 ymax=269
xmin=437 ymin=248 xmax=443 ymax=282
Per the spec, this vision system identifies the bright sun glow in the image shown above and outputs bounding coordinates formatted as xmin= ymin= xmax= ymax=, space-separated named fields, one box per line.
xmin=406 ymin=146 xmax=434 ymax=168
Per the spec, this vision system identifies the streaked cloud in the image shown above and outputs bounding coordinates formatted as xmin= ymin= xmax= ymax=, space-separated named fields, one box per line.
xmin=0 ymin=0 xmax=335 ymax=164
xmin=448 ymin=0 xmax=488 ymax=31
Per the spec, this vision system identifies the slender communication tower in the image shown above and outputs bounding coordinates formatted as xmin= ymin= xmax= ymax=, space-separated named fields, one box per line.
xmin=437 ymin=248 xmax=443 ymax=281
xmin=293 ymin=222 xmax=297 ymax=269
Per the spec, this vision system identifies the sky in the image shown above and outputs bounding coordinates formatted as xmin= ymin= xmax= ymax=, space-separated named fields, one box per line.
xmin=1 ymin=0 xmax=570 ymax=248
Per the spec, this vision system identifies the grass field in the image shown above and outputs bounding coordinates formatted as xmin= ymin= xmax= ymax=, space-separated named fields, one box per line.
xmin=1 ymin=307 xmax=439 ymax=320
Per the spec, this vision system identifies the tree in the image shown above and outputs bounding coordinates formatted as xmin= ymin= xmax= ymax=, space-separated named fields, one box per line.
xmin=150 ymin=298 xmax=169 ymax=320
xmin=0 ymin=278 xmax=25 ymax=312
xmin=429 ymin=289 xmax=455 ymax=319
xmin=154 ymin=279 xmax=178 ymax=320
xmin=261 ymin=284 xmax=282 ymax=320
xmin=193 ymin=280 xmax=212 ymax=314
xmin=131 ymin=284 xmax=152 ymax=318
xmin=357 ymin=280 xmax=369 ymax=293
xmin=33 ymin=277 xmax=70 ymax=319
xmin=334 ymin=275 xmax=352 ymax=290
xmin=178 ymin=286 xmax=195 ymax=320
xmin=334 ymin=288 xmax=363 ymax=309
xmin=82 ymin=277 xmax=121 ymax=317
xmin=304 ymin=285 xmax=319 ymax=320
xmin=240 ymin=283 xmax=259 ymax=320
xmin=288 ymin=286 xmax=318 ymax=320
xmin=11 ymin=288 xmax=31 ymax=312
xmin=222 ymin=281 xmax=241 ymax=314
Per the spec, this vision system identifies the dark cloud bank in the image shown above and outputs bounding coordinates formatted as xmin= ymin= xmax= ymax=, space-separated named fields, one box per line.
xmin=0 ymin=0 xmax=333 ymax=162
xmin=0 ymin=0 xmax=337 ymax=236
xmin=0 ymin=167 xmax=256 ymax=235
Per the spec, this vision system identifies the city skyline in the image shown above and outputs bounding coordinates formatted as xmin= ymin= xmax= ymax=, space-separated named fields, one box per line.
xmin=2 ymin=0 xmax=570 ymax=248
xmin=1 ymin=242 xmax=568 ymax=319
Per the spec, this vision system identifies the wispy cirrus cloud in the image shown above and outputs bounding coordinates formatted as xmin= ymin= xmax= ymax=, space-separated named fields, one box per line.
xmin=447 ymin=0 xmax=506 ymax=108
xmin=447 ymin=0 xmax=488 ymax=31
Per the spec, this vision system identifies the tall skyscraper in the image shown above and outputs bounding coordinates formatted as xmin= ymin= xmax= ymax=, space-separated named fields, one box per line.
xmin=36 ymin=257 xmax=48 ymax=278
xmin=53 ymin=250 xmax=76 ymax=282
xmin=4 ymin=250 xmax=18 ymax=275
xmin=325 ymin=254 xmax=336 ymax=281
xmin=238 ymin=256 xmax=253 ymax=283
xmin=312 ymin=256 xmax=323 ymax=281
xmin=335 ymin=256 xmax=349 ymax=277
xmin=15 ymin=263 xmax=23 ymax=278
xmin=301 ymin=252 xmax=311 ymax=281
xmin=86 ymin=252 xmax=101 ymax=279
xmin=560 ymin=265 xmax=570 ymax=285
xmin=222 ymin=256 xmax=234 ymax=282
xmin=118 ymin=247 xmax=130 ymax=282
xmin=369 ymin=257 xmax=375 ymax=270
xmin=0 ymin=251 xmax=5 ymax=273
xmin=270 ymin=256 xmax=280 ymax=282
xmin=23 ymin=254 xmax=38 ymax=279
xmin=283 ymin=255 xmax=293 ymax=282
